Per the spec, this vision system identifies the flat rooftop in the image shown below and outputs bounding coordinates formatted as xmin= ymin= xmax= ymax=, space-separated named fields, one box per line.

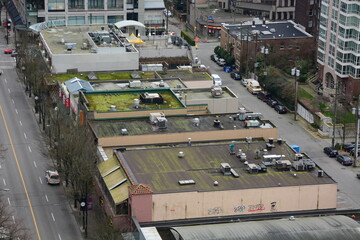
xmin=84 ymin=89 xmax=185 ymax=112
xmin=117 ymin=140 xmax=335 ymax=193
xmin=158 ymin=70 xmax=211 ymax=81
xmin=91 ymin=79 xmax=186 ymax=91
xmin=90 ymin=114 xmax=274 ymax=138
xmin=225 ymin=20 xmax=312 ymax=40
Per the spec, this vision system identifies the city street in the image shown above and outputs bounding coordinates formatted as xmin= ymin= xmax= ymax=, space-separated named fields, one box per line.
xmin=0 ymin=29 xmax=82 ymax=240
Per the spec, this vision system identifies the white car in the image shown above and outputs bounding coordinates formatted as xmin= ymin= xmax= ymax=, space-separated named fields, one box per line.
xmin=45 ymin=170 xmax=60 ymax=185
xmin=163 ymin=9 xmax=172 ymax=17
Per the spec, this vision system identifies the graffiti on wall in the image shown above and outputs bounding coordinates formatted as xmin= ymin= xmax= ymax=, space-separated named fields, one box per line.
xmin=234 ymin=205 xmax=246 ymax=213
xmin=208 ymin=207 xmax=223 ymax=215
xmin=248 ymin=203 xmax=265 ymax=212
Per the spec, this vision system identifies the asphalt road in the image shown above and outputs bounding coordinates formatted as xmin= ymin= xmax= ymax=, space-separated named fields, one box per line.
xmin=0 ymin=43 xmax=82 ymax=239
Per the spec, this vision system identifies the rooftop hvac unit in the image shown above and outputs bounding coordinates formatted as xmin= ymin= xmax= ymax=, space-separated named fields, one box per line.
xmin=134 ymin=99 xmax=140 ymax=109
xmin=220 ymin=163 xmax=232 ymax=176
xmin=129 ymin=80 xmax=142 ymax=88
xmin=156 ymin=116 xmax=167 ymax=129
xmin=109 ymin=105 xmax=116 ymax=111
xmin=121 ymin=129 xmax=128 ymax=135
xmin=150 ymin=112 xmax=165 ymax=124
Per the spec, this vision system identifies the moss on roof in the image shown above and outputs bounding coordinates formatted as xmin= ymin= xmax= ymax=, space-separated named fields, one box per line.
xmin=86 ymin=91 xmax=183 ymax=112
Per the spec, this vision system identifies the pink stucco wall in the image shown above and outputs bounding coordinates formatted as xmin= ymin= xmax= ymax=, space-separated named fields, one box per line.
xmin=130 ymin=194 xmax=153 ymax=222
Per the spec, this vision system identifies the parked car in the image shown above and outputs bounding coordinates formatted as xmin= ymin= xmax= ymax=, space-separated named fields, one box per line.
xmin=216 ymin=58 xmax=226 ymax=66
xmin=257 ymin=91 xmax=271 ymax=101
xmin=230 ymin=72 xmax=242 ymax=80
xmin=45 ymin=170 xmax=60 ymax=185
xmin=274 ymin=104 xmax=287 ymax=114
xmin=349 ymin=147 xmax=360 ymax=157
xmin=11 ymin=50 xmax=18 ymax=57
xmin=4 ymin=48 xmax=14 ymax=54
xmin=266 ymin=99 xmax=278 ymax=108
xmin=240 ymin=78 xmax=248 ymax=87
xmin=357 ymin=173 xmax=360 ymax=179
xmin=343 ymin=142 xmax=360 ymax=152
xmin=323 ymin=147 xmax=338 ymax=157
xmin=336 ymin=154 xmax=353 ymax=166
xmin=210 ymin=54 xmax=219 ymax=62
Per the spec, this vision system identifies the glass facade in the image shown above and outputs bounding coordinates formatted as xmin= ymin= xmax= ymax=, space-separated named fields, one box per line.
xmin=68 ymin=16 xmax=85 ymax=25
xmin=318 ymin=0 xmax=360 ymax=78
xmin=48 ymin=0 xmax=65 ymax=11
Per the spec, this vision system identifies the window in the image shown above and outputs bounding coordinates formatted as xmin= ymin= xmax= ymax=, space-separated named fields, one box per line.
xmin=108 ymin=0 xmax=123 ymax=9
xmin=68 ymin=16 xmax=85 ymax=25
xmin=328 ymin=56 xmax=334 ymax=68
xmin=48 ymin=0 xmax=65 ymax=11
xmin=88 ymin=15 xmax=104 ymax=24
xmin=325 ymin=73 xmax=334 ymax=89
xmin=108 ymin=15 xmax=124 ymax=24
xmin=318 ymin=51 xmax=325 ymax=62
xmin=88 ymin=0 xmax=104 ymax=9
xmin=280 ymin=43 xmax=284 ymax=50
xmin=330 ymin=21 xmax=337 ymax=32
xmin=68 ymin=0 xmax=84 ymax=9
xmin=308 ymin=20 xmax=313 ymax=28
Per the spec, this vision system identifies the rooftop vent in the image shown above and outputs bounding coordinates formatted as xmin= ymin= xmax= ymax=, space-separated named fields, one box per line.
xmin=159 ymin=80 xmax=165 ymax=87
xmin=178 ymin=179 xmax=195 ymax=185
xmin=134 ymin=99 xmax=140 ymax=109
xmin=270 ymin=28 xmax=276 ymax=33
xmin=121 ymin=129 xmax=128 ymax=135
xmin=318 ymin=170 xmax=324 ymax=177
xmin=178 ymin=151 xmax=185 ymax=158
xmin=214 ymin=181 xmax=219 ymax=186
xmin=110 ymin=105 xmax=116 ymax=111
xmin=192 ymin=118 xmax=200 ymax=126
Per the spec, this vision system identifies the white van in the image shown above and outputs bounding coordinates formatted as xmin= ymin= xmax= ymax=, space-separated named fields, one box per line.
xmin=211 ymin=74 xmax=222 ymax=86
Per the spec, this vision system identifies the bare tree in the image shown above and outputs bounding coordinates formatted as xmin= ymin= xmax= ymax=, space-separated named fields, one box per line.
xmin=0 ymin=194 xmax=30 ymax=239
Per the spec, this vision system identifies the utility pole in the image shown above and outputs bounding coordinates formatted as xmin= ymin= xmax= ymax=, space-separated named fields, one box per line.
xmin=353 ymin=95 xmax=360 ymax=167
xmin=332 ymin=82 xmax=340 ymax=148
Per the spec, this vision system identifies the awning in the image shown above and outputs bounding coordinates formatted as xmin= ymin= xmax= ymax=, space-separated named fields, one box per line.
xmin=128 ymin=33 xmax=144 ymax=44
xmin=114 ymin=20 xmax=146 ymax=29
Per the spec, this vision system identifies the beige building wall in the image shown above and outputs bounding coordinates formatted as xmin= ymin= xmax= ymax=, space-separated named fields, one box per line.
xmin=98 ymin=127 xmax=278 ymax=147
xmin=150 ymin=184 xmax=337 ymax=222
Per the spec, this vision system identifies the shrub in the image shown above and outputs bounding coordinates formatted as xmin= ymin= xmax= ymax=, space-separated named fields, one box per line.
xmin=181 ymin=31 xmax=195 ymax=46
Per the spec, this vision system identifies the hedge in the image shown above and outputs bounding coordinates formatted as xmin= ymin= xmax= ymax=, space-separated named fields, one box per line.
xmin=181 ymin=31 xmax=195 ymax=46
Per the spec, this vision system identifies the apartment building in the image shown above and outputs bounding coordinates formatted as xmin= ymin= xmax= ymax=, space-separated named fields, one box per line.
xmin=294 ymin=0 xmax=321 ymax=38
xmin=317 ymin=0 xmax=360 ymax=100
xmin=6 ymin=0 xmax=166 ymax=34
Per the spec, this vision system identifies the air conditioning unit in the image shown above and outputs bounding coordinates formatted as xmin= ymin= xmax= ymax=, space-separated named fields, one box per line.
xmin=156 ymin=116 xmax=167 ymax=129
xmin=150 ymin=112 xmax=165 ymax=124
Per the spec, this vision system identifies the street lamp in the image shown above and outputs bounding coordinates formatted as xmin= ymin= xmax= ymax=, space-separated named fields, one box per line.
xmin=261 ymin=46 xmax=269 ymax=81
xmin=352 ymin=95 xmax=360 ymax=167
xmin=291 ymin=67 xmax=300 ymax=121
xmin=34 ymin=96 xmax=39 ymax=113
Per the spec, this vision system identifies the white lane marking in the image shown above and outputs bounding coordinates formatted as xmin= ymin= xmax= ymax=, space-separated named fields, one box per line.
xmin=8 ymin=88 xmax=10 ymax=93
xmin=12 ymin=216 xmax=15 ymax=224
xmin=33 ymin=161 xmax=37 ymax=168
xmin=19 ymin=121 xmax=22 ymax=126
xmin=45 ymin=194 xmax=49 ymax=202
xmin=51 ymin=212 xmax=55 ymax=222
xmin=3 ymin=178 xmax=6 ymax=186
xmin=15 ymin=109 xmax=18 ymax=114
xmin=8 ymin=198 xmax=11 ymax=206
xmin=24 ymin=132 xmax=27 ymax=139
xmin=58 ymin=233 xmax=62 ymax=240
xmin=28 ymin=146 xmax=32 ymax=152
xmin=39 ymin=177 xmax=43 ymax=184
xmin=12 ymin=99 xmax=14 ymax=104
xmin=0 ymin=164 xmax=1 ymax=169
xmin=4 ymin=78 xmax=7 ymax=83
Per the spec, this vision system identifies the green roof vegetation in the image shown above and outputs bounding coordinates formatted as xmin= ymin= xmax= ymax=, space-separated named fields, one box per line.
xmin=48 ymin=71 xmax=156 ymax=82
xmin=86 ymin=91 xmax=182 ymax=112
xmin=159 ymin=70 xmax=211 ymax=81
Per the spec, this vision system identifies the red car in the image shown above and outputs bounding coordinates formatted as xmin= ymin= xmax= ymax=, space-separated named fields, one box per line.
xmin=4 ymin=48 xmax=14 ymax=54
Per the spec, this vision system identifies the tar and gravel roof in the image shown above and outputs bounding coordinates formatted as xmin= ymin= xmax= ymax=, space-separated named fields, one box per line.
xmin=90 ymin=115 xmax=274 ymax=138
xmin=117 ymin=141 xmax=335 ymax=193
xmin=224 ymin=20 xmax=312 ymax=40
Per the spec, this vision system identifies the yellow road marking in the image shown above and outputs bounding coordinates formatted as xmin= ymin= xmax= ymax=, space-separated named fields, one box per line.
xmin=0 ymin=105 xmax=41 ymax=240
